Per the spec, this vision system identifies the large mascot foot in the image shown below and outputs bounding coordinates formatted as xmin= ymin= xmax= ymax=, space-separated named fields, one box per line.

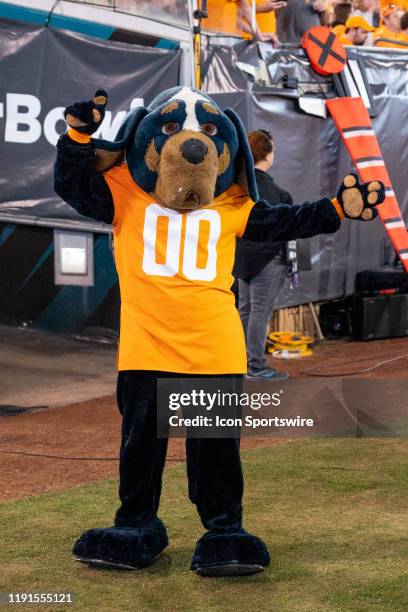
xmin=191 ymin=529 xmax=270 ymax=577
xmin=73 ymin=518 xmax=168 ymax=570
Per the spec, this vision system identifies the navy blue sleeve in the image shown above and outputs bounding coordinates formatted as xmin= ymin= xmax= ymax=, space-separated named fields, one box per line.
xmin=242 ymin=197 xmax=341 ymax=242
xmin=53 ymin=134 xmax=114 ymax=224
xmin=281 ymin=189 xmax=293 ymax=206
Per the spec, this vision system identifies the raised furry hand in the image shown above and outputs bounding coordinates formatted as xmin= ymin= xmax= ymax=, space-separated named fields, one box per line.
xmin=333 ymin=173 xmax=385 ymax=221
xmin=64 ymin=89 xmax=108 ymax=136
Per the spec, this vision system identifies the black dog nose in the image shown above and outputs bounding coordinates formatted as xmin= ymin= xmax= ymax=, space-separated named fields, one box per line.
xmin=180 ymin=139 xmax=208 ymax=164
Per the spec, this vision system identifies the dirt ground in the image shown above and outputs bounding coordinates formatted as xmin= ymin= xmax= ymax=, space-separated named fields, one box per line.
xmin=0 ymin=326 xmax=116 ymax=410
xmin=0 ymin=395 xmax=283 ymax=501
xmin=1 ymin=326 xmax=407 ymax=502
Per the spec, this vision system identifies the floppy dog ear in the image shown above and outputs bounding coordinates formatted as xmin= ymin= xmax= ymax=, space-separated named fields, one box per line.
xmin=223 ymin=109 xmax=259 ymax=202
xmin=92 ymin=107 xmax=148 ymax=172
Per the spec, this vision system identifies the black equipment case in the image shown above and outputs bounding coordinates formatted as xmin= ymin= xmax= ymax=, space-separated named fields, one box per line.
xmin=352 ymin=267 xmax=408 ymax=340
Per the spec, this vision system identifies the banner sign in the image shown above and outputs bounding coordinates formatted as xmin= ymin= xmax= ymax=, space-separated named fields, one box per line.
xmin=0 ymin=18 xmax=181 ymax=227
xmin=202 ymin=42 xmax=408 ymax=304
xmin=326 ymin=96 xmax=408 ymax=273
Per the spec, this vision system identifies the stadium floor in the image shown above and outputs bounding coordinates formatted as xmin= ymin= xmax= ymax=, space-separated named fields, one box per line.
xmin=1 ymin=325 xmax=407 ymax=501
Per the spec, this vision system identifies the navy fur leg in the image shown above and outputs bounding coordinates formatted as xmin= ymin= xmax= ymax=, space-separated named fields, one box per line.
xmin=73 ymin=518 xmax=168 ymax=570
xmin=191 ymin=529 xmax=270 ymax=577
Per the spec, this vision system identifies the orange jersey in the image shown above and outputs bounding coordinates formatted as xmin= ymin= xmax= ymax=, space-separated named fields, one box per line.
xmin=256 ymin=0 xmax=277 ymax=34
xmin=240 ymin=0 xmax=277 ymax=39
xmin=374 ymin=26 xmax=407 ymax=47
xmin=105 ymin=164 xmax=255 ymax=374
xmin=205 ymin=0 xmax=240 ymax=35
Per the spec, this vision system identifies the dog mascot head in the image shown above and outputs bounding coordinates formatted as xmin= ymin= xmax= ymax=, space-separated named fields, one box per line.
xmin=93 ymin=87 xmax=258 ymax=211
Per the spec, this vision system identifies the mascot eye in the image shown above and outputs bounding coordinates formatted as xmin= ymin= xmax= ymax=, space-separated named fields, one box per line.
xmin=162 ymin=122 xmax=180 ymax=135
xmin=201 ymin=123 xmax=217 ymax=136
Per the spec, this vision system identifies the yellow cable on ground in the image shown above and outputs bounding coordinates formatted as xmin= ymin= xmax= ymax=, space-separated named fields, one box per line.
xmin=267 ymin=331 xmax=314 ymax=358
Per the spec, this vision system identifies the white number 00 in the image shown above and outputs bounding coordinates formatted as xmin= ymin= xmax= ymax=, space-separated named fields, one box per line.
xmin=142 ymin=204 xmax=221 ymax=281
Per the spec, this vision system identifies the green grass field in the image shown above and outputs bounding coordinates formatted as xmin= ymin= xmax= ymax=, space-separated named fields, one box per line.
xmin=2 ymin=439 xmax=408 ymax=612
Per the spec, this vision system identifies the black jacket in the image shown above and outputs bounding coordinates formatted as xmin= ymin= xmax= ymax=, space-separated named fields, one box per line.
xmin=234 ymin=168 xmax=293 ymax=280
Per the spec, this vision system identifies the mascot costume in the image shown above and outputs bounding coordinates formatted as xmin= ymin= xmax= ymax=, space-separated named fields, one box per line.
xmin=54 ymin=87 xmax=384 ymax=577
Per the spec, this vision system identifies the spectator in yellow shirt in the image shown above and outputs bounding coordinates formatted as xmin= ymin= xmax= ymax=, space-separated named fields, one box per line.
xmin=204 ymin=0 xmax=240 ymax=35
xmin=374 ymin=3 xmax=405 ymax=46
xmin=337 ymin=15 xmax=375 ymax=44
xmin=204 ymin=0 xmax=284 ymax=44
xmin=238 ymin=0 xmax=286 ymax=45
xmin=353 ymin=0 xmax=377 ymax=25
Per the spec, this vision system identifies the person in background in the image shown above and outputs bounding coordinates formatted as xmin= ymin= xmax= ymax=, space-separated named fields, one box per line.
xmin=205 ymin=0 xmax=242 ymax=37
xmin=401 ymin=10 xmax=408 ymax=41
xmin=275 ymin=0 xmax=328 ymax=43
xmin=353 ymin=0 xmax=376 ymax=25
xmin=337 ymin=15 xmax=375 ymax=43
xmin=331 ymin=2 xmax=353 ymax=36
xmin=234 ymin=130 xmax=293 ymax=381
xmin=374 ymin=3 xmax=404 ymax=46
xmin=239 ymin=0 xmax=287 ymax=46
xmin=372 ymin=0 xmax=381 ymax=28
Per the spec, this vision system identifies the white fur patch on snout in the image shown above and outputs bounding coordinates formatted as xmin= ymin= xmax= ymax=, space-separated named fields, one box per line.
xmin=169 ymin=87 xmax=208 ymax=132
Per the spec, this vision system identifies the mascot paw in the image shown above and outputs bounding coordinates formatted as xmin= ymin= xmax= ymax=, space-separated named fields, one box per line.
xmin=191 ymin=529 xmax=270 ymax=577
xmin=335 ymin=173 xmax=385 ymax=221
xmin=64 ymin=89 xmax=108 ymax=136
xmin=72 ymin=519 xmax=168 ymax=570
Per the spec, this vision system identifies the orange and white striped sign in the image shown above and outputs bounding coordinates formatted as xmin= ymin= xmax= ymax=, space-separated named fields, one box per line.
xmin=326 ymin=96 xmax=408 ymax=272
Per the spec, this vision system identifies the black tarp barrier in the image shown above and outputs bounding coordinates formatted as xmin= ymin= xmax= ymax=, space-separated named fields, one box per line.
xmin=202 ymin=40 xmax=408 ymax=306
xmin=0 ymin=18 xmax=181 ymax=231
